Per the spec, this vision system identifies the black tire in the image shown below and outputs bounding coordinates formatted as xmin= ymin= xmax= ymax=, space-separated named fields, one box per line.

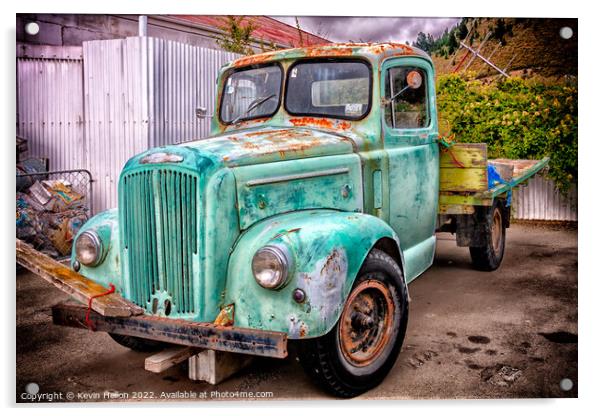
xmin=296 ymin=249 xmax=409 ymax=398
xmin=469 ymin=199 xmax=506 ymax=271
xmin=108 ymin=333 xmax=169 ymax=352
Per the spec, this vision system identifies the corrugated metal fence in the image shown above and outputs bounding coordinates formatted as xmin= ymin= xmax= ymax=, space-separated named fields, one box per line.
xmin=512 ymin=175 xmax=577 ymax=221
xmin=17 ymin=37 xmax=239 ymax=213
xmin=17 ymin=45 xmax=85 ymax=171
xmin=83 ymin=37 xmax=239 ymax=211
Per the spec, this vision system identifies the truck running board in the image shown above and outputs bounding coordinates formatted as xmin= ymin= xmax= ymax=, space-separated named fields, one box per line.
xmin=52 ymin=302 xmax=288 ymax=359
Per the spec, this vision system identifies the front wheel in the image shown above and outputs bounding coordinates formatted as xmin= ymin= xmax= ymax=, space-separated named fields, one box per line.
xmin=469 ymin=200 xmax=506 ymax=271
xmin=297 ymin=249 xmax=409 ymax=398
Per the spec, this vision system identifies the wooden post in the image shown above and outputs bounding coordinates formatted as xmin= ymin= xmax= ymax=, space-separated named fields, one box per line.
xmin=463 ymin=32 xmax=491 ymax=72
xmin=188 ymin=350 xmax=254 ymax=385
xmin=145 ymin=347 xmax=199 ymax=373
xmin=459 ymin=41 xmax=510 ymax=78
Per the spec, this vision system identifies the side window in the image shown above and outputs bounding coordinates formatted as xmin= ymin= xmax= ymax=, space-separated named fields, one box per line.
xmin=384 ymin=67 xmax=429 ymax=129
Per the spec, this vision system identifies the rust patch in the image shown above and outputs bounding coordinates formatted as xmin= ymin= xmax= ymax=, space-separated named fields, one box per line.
xmin=230 ymin=43 xmax=420 ymax=69
xmin=289 ymin=117 xmax=352 ymax=131
xmin=338 ymin=121 xmax=351 ymax=130
xmin=290 ymin=117 xmax=334 ymax=129
xmin=242 ymin=141 xmax=260 ymax=150
xmin=231 ymin=50 xmax=283 ymax=67
xmin=305 ymin=46 xmax=354 ymax=57
xmin=321 ymin=250 xmax=343 ymax=276
xmin=245 ymin=129 xmax=291 ymax=137
xmin=245 ymin=129 xmax=312 ymax=141
xmin=299 ymin=322 xmax=308 ymax=338
xmin=213 ymin=304 xmax=235 ymax=327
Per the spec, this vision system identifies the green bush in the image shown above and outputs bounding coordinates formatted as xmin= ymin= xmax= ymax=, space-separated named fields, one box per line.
xmin=437 ymin=74 xmax=577 ymax=193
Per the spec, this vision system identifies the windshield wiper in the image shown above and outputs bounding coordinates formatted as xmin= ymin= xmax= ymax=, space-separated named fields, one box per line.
xmin=231 ymin=94 xmax=276 ymax=124
xmin=388 ymin=85 xmax=411 ymax=105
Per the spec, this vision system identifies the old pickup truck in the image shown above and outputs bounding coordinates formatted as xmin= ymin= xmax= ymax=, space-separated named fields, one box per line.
xmin=16 ymin=43 xmax=548 ymax=398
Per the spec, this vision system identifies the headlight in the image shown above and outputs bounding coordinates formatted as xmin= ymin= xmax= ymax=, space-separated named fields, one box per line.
xmin=75 ymin=230 xmax=103 ymax=266
xmin=252 ymin=245 xmax=291 ymax=289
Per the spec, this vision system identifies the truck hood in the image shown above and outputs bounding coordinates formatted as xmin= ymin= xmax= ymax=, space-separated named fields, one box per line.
xmin=178 ymin=126 xmax=355 ymax=168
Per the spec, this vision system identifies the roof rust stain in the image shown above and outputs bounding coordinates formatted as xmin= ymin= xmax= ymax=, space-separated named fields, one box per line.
xmin=229 ymin=42 xmax=428 ymax=68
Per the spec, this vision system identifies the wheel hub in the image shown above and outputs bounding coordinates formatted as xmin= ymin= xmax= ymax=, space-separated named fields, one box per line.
xmin=339 ymin=279 xmax=395 ymax=367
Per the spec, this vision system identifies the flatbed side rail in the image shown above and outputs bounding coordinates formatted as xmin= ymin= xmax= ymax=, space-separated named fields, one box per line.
xmin=52 ymin=302 xmax=288 ymax=359
xmin=477 ymin=157 xmax=550 ymax=199
xmin=16 ymin=239 xmax=143 ymax=317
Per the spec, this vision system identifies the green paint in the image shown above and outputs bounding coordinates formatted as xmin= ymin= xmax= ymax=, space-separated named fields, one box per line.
xmin=224 ymin=210 xmax=402 ymax=337
xmin=70 ymin=44 xmax=492 ymax=338
xmin=233 ymin=154 xmax=363 ymax=229
xmin=373 ymin=170 xmax=383 ymax=209
xmin=70 ymin=209 xmax=123 ymax=293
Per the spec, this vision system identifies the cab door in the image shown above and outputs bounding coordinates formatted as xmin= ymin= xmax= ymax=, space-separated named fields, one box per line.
xmin=380 ymin=57 xmax=439 ymax=282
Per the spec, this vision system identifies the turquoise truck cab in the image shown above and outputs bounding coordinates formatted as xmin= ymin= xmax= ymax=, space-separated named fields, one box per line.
xmin=62 ymin=43 xmax=541 ymax=397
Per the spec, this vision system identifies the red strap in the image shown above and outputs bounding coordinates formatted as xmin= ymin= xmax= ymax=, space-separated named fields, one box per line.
xmin=85 ymin=283 xmax=116 ymax=331
xmin=442 ymin=147 xmax=466 ymax=168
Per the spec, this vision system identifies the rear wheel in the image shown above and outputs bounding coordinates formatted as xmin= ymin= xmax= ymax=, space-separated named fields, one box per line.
xmin=108 ymin=333 xmax=169 ymax=352
xmin=470 ymin=200 xmax=506 ymax=271
xmin=297 ymin=249 xmax=409 ymax=398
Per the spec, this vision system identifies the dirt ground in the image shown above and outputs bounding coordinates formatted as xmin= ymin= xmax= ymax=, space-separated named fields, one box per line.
xmin=15 ymin=223 xmax=577 ymax=402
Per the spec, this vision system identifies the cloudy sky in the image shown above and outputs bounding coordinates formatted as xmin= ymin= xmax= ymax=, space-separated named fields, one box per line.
xmin=272 ymin=16 xmax=461 ymax=44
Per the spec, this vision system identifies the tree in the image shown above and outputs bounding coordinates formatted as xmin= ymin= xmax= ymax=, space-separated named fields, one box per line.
xmin=216 ymin=16 xmax=256 ymax=55
xmin=295 ymin=17 xmax=305 ymax=47
xmin=413 ymin=31 xmax=435 ymax=54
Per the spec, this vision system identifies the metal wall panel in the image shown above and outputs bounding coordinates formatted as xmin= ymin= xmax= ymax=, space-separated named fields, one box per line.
xmin=512 ymin=175 xmax=577 ymax=221
xmin=83 ymin=37 xmax=239 ymax=212
xmin=147 ymin=37 xmax=239 ymax=147
xmin=83 ymin=38 xmax=150 ymax=212
xmin=17 ymin=48 xmax=84 ymax=171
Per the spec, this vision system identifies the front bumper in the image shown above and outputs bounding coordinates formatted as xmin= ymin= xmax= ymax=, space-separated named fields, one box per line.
xmin=52 ymin=302 xmax=288 ymax=359
xmin=17 ymin=239 xmax=288 ymax=359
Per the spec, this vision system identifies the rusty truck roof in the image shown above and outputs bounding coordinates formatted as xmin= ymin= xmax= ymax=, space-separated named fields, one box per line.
xmin=228 ymin=42 xmax=431 ymax=68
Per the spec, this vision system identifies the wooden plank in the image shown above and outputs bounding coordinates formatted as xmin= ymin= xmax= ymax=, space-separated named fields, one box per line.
xmin=439 ymin=167 xmax=488 ymax=192
xmin=439 ymin=192 xmax=493 ymax=206
xmin=16 ymin=239 xmax=143 ymax=317
xmin=145 ymin=347 xmax=198 ymax=373
xmin=440 ymin=143 xmax=487 ymax=168
xmin=438 ymin=204 xmax=475 ymax=215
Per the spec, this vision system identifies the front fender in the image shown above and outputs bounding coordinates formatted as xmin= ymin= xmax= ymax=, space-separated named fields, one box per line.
xmin=70 ymin=209 xmax=124 ymax=293
xmin=223 ymin=209 xmax=403 ymax=339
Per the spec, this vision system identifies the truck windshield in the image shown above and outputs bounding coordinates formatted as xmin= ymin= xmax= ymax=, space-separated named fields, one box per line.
xmin=285 ymin=60 xmax=371 ymax=120
xmin=220 ymin=64 xmax=282 ymax=124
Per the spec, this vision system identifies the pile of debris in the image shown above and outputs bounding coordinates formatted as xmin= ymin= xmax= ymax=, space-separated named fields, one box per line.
xmin=16 ymin=140 xmax=88 ymax=258
xmin=16 ymin=177 xmax=88 ymax=258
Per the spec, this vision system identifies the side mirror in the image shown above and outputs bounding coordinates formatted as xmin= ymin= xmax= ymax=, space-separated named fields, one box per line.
xmin=406 ymin=70 xmax=423 ymax=89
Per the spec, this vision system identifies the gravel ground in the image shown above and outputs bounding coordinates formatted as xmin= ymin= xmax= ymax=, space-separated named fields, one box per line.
xmin=16 ymin=223 xmax=577 ymax=402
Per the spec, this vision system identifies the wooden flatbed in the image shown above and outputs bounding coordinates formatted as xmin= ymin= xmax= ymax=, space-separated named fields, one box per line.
xmin=438 ymin=143 xmax=549 ymax=214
